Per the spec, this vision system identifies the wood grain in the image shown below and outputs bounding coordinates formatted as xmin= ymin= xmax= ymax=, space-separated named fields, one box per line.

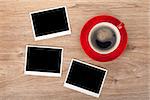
xmin=0 ymin=0 xmax=149 ymax=100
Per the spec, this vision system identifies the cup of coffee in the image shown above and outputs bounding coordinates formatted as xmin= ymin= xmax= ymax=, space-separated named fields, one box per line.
xmin=88 ymin=22 xmax=121 ymax=54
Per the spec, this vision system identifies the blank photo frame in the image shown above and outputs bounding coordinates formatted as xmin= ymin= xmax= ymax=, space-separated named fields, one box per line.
xmin=64 ymin=59 xmax=107 ymax=98
xmin=30 ymin=6 xmax=71 ymax=41
xmin=24 ymin=45 xmax=63 ymax=77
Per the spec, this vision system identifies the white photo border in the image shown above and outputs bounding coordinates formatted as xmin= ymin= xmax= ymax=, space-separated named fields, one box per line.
xmin=29 ymin=6 xmax=71 ymax=41
xmin=64 ymin=59 xmax=108 ymax=98
xmin=24 ymin=45 xmax=63 ymax=77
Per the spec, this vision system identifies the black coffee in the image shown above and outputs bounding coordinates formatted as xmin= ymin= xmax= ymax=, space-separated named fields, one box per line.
xmin=90 ymin=26 xmax=116 ymax=51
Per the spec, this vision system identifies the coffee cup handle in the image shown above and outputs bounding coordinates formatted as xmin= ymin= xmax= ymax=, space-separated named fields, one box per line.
xmin=117 ymin=22 xmax=124 ymax=30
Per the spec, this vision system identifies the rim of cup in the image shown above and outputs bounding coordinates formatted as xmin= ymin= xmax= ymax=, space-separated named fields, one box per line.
xmin=88 ymin=22 xmax=121 ymax=54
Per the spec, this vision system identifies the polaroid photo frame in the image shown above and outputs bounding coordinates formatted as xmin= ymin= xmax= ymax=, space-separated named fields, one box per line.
xmin=29 ymin=6 xmax=71 ymax=41
xmin=24 ymin=45 xmax=63 ymax=77
xmin=64 ymin=59 xmax=107 ymax=98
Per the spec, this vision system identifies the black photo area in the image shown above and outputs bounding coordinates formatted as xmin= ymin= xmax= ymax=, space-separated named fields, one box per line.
xmin=66 ymin=60 xmax=106 ymax=93
xmin=31 ymin=7 xmax=69 ymax=37
xmin=26 ymin=47 xmax=62 ymax=73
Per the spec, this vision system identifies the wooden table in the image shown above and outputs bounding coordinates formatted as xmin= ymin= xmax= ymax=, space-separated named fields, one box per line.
xmin=0 ymin=0 xmax=149 ymax=100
